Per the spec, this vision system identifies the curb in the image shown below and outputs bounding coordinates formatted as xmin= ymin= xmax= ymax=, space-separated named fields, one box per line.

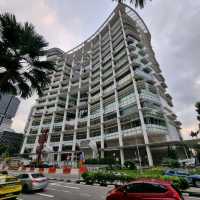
xmin=182 ymin=191 xmax=200 ymax=198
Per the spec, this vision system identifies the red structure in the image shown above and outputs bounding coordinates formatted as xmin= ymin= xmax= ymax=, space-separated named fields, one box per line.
xmin=36 ymin=129 xmax=49 ymax=165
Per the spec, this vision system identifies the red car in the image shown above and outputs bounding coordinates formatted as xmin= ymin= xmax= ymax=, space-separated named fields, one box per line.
xmin=106 ymin=179 xmax=184 ymax=200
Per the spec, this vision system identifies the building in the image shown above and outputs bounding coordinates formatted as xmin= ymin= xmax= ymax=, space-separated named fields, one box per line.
xmin=0 ymin=93 xmax=20 ymax=131
xmin=0 ymin=131 xmax=24 ymax=155
xmin=21 ymin=3 xmax=182 ymax=166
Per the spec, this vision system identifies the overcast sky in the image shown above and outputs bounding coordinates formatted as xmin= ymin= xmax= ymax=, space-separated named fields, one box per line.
xmin=0 ymin=0 xmax=199 ymax=139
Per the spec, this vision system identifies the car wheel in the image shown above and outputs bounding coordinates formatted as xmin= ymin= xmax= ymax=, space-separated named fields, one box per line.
xmin=194 ymin=180 xmax=200 ymax=187
xmin=23 ymin=184 xmax=30 ymax=193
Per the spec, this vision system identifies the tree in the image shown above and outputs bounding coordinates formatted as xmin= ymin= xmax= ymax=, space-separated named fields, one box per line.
xmin=190 ymin=131 xmax=199 ymax=138
xmin=195 ymin=102 xmax=200 ymax=127
xmin=112 ymin=0 xmax=151 ymax=8
xmin=0 ymin=13 xmax=55 ymax=99
xmin=0 ymin=144 xmax=8 ymax=156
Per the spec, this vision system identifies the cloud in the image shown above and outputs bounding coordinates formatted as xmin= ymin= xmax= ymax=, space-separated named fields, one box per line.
xmin=1 ymin=0 xmax=199 ymax=140
xmin=137 ymin=0 xmax=200 ymax=139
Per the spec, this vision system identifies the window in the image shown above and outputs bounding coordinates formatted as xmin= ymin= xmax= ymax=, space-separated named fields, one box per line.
xmin=142 ymin=183 xmax=167 ymax=193
xmin=126 ymin=183 xmax=143 ymax=193
xmin=17 ymin=174 xmax=29 ymax=179
xmin=31 ymin=173 xmax=45 ymax=178
xmin=126 ymin=183 xmax=167 ymax=193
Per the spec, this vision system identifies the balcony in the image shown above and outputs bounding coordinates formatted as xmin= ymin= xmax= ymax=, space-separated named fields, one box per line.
xmin=115 ymin=58 xmax=129 ymax=71
xmin=141 ymin=58 xmax=149 ymax=65
xmin=134 ymin=69 xmax=153 ymax=81
xmin=111 ymin=20 xmax=121 ymax=32
xmin=114 ymin=50 xmax=126 ymax=63
xmin=117 ymin=74 xmax=132 ymax=87
xmin=102 ymin=53 xmax=111 ymax=64
xmin=128 ymin=44 xmax=137 ymax=51
xmin=90 ymin=112 xmax=100 ymax=119
xmin=119 ymin=94 xmax=136 ymax=108
xmin=122 ymin=127 xmax=143 ymax=137
xmin=113 ymin=41 xmax=125 ymax=54
xmin=140 ymin=90 xmax=160 ymax=104
xmin=146 ymin=124 xmax=168 ymax=135
xmin=104 ymin=102 xmax=116 ymax=114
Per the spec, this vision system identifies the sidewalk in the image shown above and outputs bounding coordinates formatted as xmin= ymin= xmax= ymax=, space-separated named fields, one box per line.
xmin=183 ymin=187 xmax=200 ymax=197
xmin=47 ymin=173 xmax=80 ymax=182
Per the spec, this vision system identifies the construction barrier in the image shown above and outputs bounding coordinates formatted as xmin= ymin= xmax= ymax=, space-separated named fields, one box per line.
xmin=6 ymin=166 xmax=89 ymax=176
xmin=63 ymin=166 xmax=71 ymax=174
xmin=48 ymin=167 xmax=56 ymax=174
xmin=79 ymin=166 xmax=88 ymax=174
xmin=39 ymin=168 xmax=45 ymax=173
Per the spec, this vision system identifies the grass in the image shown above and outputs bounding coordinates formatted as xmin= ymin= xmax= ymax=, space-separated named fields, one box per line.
xmin=114 ymin=167 xmax=165 ymax=178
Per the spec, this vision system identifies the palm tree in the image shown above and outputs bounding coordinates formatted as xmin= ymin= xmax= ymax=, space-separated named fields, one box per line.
xmin=190 ymin=102 xmax=200 ymax=138
xmin=112 ymin=0 xmax=151 ymax=8
xmin=0 ymin=13 xmax=55 ymax=99
xmin=195 ymin=102 xmax=200 ymax=131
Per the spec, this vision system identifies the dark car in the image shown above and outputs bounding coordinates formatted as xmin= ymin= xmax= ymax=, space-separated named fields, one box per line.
xmin=165 ymin=169 xmax=200 ymax=187
xmin=0 ymin=170 xmax=8 ymax=175
xmin=106 ymin=180 xmax=184 ymax=200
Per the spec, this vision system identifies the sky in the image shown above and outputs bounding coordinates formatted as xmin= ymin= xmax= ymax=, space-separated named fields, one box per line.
xmin=0 ymin=0 xmax=199 ymax=139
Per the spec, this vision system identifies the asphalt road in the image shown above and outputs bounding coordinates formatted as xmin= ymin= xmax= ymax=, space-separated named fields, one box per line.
xmin=17 ymin=181 xmax=112 ymax=200
xmin=17 ymin=181 xmax=200 ymax=200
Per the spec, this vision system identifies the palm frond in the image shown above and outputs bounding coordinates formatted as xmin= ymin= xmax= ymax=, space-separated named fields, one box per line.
xmin=33 ymin=60 xmax=55 ymax=71
xmin=0 ymin=12 xmax=55 ymax=99
xmin=112 ymin=0 xmax=150 ymax=8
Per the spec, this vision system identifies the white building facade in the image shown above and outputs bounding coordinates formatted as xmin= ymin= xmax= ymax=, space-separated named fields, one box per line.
xmin=21 ymin=4 xmax=182 ymax=166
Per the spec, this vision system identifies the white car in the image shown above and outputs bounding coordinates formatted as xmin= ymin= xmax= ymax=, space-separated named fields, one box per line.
xmin=16 ymin=173 xmax=48 ymax=192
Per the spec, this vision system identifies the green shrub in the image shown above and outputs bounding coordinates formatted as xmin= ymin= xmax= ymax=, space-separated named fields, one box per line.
xmin=162 ymin=158 xmax=180 ymax=168
xmin=85 ymin=158 xmax=119 ymax=165
xmin=162 ymin=175 xmax=189 ymax=190
xmin=124 ymin=161 xmax=136 ymax=170
xmin=82 ymin=172 xmax=95 ymax=185
xmin=85 ymin=159 xmax=99 ymax=165
xmin=81 ymin=170 xmax=189 ymax=190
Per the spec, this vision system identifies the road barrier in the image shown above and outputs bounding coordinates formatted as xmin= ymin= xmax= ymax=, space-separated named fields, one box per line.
xmin=5 ymin=166 xmax=89 ymax=176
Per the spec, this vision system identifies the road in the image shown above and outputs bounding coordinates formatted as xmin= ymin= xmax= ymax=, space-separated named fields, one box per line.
xmin=17 ymin=181 xmax=200 ymax=200
xmin=18 ymin=181 xmax=112 ymax=200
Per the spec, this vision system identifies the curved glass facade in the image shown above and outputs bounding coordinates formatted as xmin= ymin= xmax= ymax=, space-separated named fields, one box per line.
xmin=21 ymin=4 xmax=181 ymax=166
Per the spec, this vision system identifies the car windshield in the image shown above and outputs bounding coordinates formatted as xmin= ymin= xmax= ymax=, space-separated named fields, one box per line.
xmin=31 ymin=173 xmax=45 ymax=178
xmin=177 ymin=172 xmax=189 ymax=176
xmin=6 ymin=177 xmax=17 ymax=182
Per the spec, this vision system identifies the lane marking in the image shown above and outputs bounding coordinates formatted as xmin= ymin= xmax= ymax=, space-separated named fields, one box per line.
xmin=50 ymin=182 xmax=80 ymax=190
xmin=81 ymin=193 xmax=91 ymax=197
xmin=62 ymin=185 xmax=80 ymax=189
xmin=37 ymin=193 xmax=54 ymax=198
xmin=50 ymin=183 xmax=58 ymax=186
xmin=48 ymin=188 xmax=70 ymax=193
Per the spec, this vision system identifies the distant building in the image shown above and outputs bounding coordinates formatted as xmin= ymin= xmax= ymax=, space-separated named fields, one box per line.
xmin=0 ymin=130 xmax=24 ymax=155
xmin=0 ymin=93 xmax=20 ymax=131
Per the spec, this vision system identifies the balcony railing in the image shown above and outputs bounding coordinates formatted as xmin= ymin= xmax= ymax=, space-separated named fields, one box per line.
xmin=146 ymin=124 xmax=168 ymax=135
xmin=140 ymin=90 xmax=160 ymax=104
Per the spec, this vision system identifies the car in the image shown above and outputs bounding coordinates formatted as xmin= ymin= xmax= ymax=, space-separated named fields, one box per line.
xmin=106 ymin=179 xmax=184 ymax=200
xmin=16 ymin=172 xmax=48 ymax=192
xmin=0 ymin=173 xmax=22 ymax=199
xmin=186 ymin=174 xmax=200 ymax=188
xmin=165 ymin=169 xmax=200 ymax=187
xmin=165 ymin=169 xmax=190 ymax=178
xmin=0 ymin=170 xmax=8 ymax=175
